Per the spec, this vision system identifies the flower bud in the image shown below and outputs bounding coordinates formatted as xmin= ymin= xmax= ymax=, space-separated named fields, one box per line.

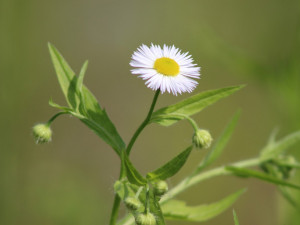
xmin=153 ymin=180 xmax=168 ymax=196
xmin=276 ymin=155 xmax=297 ymax=179
xmin=124 ymin=197 xmax=141 ymax=211
xmin=135 ymin=213 xmax=156 ymax=225
xmin=193 ymin=129 xmax=212 ymax=149
xmin=32 ymin=123 xmax=52 ymax=144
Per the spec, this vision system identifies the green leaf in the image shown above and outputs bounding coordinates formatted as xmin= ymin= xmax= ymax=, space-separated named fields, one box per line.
xmin=233 ymin=209 xmax=240 ymax=225
xmin=146 ymin=146 xmax=193 ymax=181
xmin=150 ymin=85 xmax=244 ymax=126
xmin=267 ymin=127 xmax=279 ymax=146
xmin=196 ymin=111 xmax=240 ymax=173
xmin=122 ymin=151 xmax=147 ymax=186
xmin=76 ymin=60 xmax=88 ymax=95
xmin=226 ymin=166 xmax=300 ymax=190
xmin=76 ymin=61 xmax=88 ymax=114
xmin=48 ymin=43 xmax=125 ymax=154
xmin=48 ymin=43 xmax=79 ymax=110
xmin=49 ymin=98 xmax=73 ymax=112
xmin=114 ymin=180 xmax=141 ymax=201
xmin=260 ymin=130 xmax=300 ymax=161
xmin=278 ymin=186 xmax=299 ymax=208
xmin=162 ymin=188 xmax=246 ymax=222
xmin=262 ymin=163 xmax=299 ymax=209
xmin=148 ymin=188 xmax=166 ymax=225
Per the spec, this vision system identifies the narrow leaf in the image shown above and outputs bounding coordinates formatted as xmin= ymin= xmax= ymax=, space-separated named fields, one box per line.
xmin=226 ymin=166 xmax=300 ymax=190
xmin=147 ymin=146 xmax=193 ymax=181
xmin=122 ymin=152 xmax=147 ymax=186
xmin=148 ymin=188 xmax=166 ymax=225
xmin=48 ymin=43 xmax=79 ymax=110
xmin=114 ymin=180 xmax=139 ymax=201
xmin=76 ymin=60 xmax=88 ymax=95
xmin=76 ymin=61 xmax=88 ymax=114
xmin=278 ymin=186 xmax=299 ymax=208
xmin=162 ymin=188 xmax=246 ymax=222
xmin=233 ymin=209 xmax=240 ymax=225
xmin=263 ymin=163 xmax=299 ymax=209
xmin=260 ymin=130 xmax=300 ymax=161
xmin=196 ymin=111 xmax=240 ymax=173
xmin=151 ymin=85 xmax=244 ymax=126
xmin=49 ymin=99 xmax=72 ymax=112
xmin=266 ymin=127 xmax=280 ymax=146
xmin=48 ymin=43 xmax=125 ymax=154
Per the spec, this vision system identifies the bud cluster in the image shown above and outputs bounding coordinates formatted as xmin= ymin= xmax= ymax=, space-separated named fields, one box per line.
xmin=261 ymin=155 xmax=297 ymax=179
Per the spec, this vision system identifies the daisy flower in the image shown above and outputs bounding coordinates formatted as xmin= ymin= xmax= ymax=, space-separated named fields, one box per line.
xmin=130 ymin=44 xmax=200 ymax=95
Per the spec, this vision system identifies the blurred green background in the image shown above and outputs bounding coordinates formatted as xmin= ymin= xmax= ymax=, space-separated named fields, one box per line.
xmin=1 ymin=0 xmax=300 ymax=224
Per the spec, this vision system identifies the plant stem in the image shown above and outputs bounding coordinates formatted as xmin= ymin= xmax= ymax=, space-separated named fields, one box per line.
xmin=109 ymin=194 xmax=122 ymax=225
xmin=109 ymin=90 xmax=160 ymax=225
xmin=160 ymin=157 xmax=261 ymax=203
xmin=119 ymin=157 xmax=261 ymax=225
xmin=126 ymin=90 xmax=160 ymax=155
xmin=46 ymin=111 xmax=69 ymax=125
xmin=109 ymin=154 xmax=126 ymax=225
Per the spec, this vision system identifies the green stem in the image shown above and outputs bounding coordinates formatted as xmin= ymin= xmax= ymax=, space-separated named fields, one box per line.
xmin=119 ymin=157 xmax=261 ymax=225
xmin=126 ymin=90 xmax=160 ymax=155
xmin=109 ymin=194 xmax=122 ymax=225
xmin=46 ymin=111 xmax=69 ymax=126
xmin=109 ymin=154 xmax=127 ymax=225
xmin=109 ymin=90 xmax=160 ymax=224
xmin=160 ymin=157 xmax=261 ymax=203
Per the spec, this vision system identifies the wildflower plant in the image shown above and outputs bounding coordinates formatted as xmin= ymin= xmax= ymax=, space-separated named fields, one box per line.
xmin=33 ymin=43 xmax=300 ymax=225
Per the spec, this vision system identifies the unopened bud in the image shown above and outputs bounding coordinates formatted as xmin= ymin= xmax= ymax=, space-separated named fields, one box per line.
xmin=277 ymin=155 xmax=297 ymax=179
xmin=153 ymin=180 xmax=168 ymax=196
xmin=135 ymin=213 xmax=156 ymax=225
xmin=193 ymin=129 xmax=212 ymax=149
xmin=124 ymin=197 xmax=141 ymax=211
xmin=32 ymin=123 xmax=52 ymax=144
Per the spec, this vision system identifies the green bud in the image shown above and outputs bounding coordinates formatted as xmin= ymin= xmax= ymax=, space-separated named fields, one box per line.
xmin=32 ymin=123 xmax=52 ymax=144
xmin=193 ymin=129 xmax=212 ymax=149
xmin=124 ymin=197 xmax=141 ymax=211
xmin=153 ymin=180 xmax=168 ymax=196
xmin=276 ymin=155 xmax=297 ymax=179
xmin=135 ymin=213 xmax=156 ymax=225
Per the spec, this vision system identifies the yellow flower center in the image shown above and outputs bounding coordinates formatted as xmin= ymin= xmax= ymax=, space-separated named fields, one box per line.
xmin=154 ymin=57 xmax=180 ymax=76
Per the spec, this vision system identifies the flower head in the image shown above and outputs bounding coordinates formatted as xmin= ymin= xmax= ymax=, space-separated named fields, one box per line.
xmin=193 ymin=129 xmax=212 ymax=149
xmin=135 ymin=212 xmax=156 ymax=225
xmin=32 ymin=123 xmax=52 ymax=144
xmin=130 ymin=44 xmax=200 ymax=95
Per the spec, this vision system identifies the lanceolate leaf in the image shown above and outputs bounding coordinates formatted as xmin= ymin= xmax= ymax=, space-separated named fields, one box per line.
xmin=260 ymin=130 xmax=300 ymax=161
xmin=150 ymin=85 xmax=244 ymax=126
xmin=48 ymin=43 xmax=125 ymax=154
xmin=226 ymin=167 xmax=300 ymax=190
xmin=148 ymin=188 xmax=166 ymax=225
xmin=76 ymin=61 xmax=88 ymax=114
xmin=114 ymin=180 xmax=141 ymax=202
xmin=233 ymin=209 xmax=240 ymax=225
xmin=195 ymin=111 xmax=240 ymax=173
xmin=147 ymin=146 xmax=193 ymax=181
xmin=122 ymin=151 xmax=147 ymax=186
xmin=49 ymin=98 xmax=73 ymax=112
xmin=162 ymin=189 xmax=246 ymax=222
xmin=278 ymin=186 xmax=299 ymax=208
